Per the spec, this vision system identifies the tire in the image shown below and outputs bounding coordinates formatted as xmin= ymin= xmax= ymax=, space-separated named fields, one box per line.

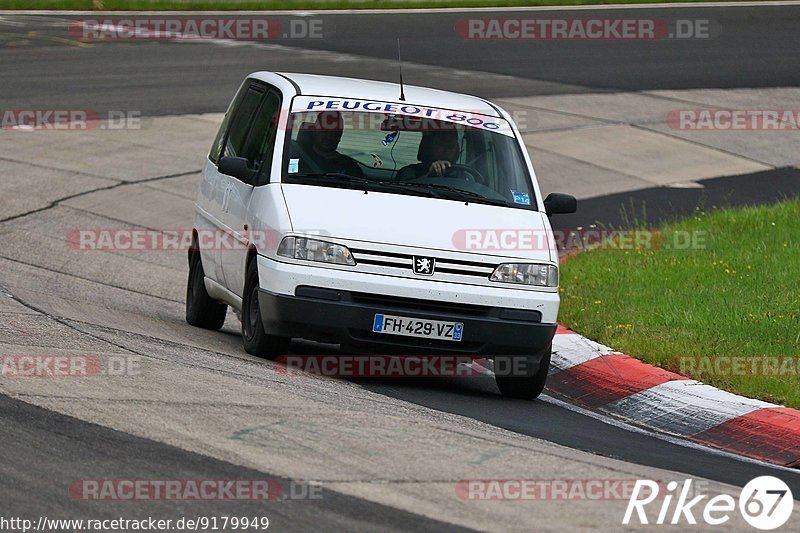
xmin=186 ymin=250 xmax=227 ymax=330
xmin=494 ymin=346 xmax=551 ymax=400
xmin=241 ymin=259 xmax=290 ymax=359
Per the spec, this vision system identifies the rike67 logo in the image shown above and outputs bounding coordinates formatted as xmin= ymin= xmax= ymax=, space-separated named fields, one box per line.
xmin=623 ymin=476 xmax=794 ymax=530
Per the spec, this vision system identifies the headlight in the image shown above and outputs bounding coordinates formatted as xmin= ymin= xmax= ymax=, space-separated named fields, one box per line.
xmin=490 ymin=263 xmax=558 ymax=287
xmin=277 ymin=236 xmax=355 ymax=266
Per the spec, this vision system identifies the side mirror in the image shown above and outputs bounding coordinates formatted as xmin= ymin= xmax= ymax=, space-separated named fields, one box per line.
xmin=218 ymin=156 xmax=256 ymax=185
xmin=543 ymin=193 xmax=577 ymax=216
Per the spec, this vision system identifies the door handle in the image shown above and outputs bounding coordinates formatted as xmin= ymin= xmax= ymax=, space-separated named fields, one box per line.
xmin=222 ymin=186 xmax=231 ymax=213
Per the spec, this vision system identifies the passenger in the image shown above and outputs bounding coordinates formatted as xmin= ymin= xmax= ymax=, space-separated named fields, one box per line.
xmin=397 ymin=130 xmax=460 ymax=179
xmin=295 ymin=111 xmax=363 ymax=177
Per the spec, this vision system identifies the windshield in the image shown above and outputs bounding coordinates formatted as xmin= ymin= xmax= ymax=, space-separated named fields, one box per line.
xmin=281 ymin=97 xmax=537 ymax=209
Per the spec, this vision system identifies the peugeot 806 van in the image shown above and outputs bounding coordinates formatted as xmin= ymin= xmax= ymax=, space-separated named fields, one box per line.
xmin=187 ymin=72 xmax=576 ymax=399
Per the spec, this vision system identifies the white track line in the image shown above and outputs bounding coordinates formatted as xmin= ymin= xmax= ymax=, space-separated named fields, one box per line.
xmin=551 ymin=332 xmax=619 ymax=371
xmin=603 ymin=380 xmax=778 ymax=437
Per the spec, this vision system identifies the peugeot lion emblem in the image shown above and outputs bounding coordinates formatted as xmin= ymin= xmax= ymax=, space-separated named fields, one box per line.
xmin=412 ymin=256 xmax=435 ymax=276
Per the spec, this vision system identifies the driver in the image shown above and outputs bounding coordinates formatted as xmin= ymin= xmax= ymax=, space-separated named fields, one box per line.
xmin=397 ymin=130 xmax=459 ymax=179
xmin=295 ymin=111 xmax=364 ymax=177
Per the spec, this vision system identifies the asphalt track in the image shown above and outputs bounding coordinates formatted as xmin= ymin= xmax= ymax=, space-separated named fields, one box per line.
xmin=0 ymin=395 xmax=468 ymax=532
xmin=551 ymin=166 xmax=800 ymax=229
xmin=1 ymin=5 xmax=799 ymax=531
xmin=2 ymin=4 xmax=800 ymax=114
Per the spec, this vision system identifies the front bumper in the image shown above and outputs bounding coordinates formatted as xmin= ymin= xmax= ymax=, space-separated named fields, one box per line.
xmin=258 ymin=286 xmax=557 ymax=357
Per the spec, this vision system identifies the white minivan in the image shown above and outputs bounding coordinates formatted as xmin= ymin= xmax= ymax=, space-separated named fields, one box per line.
xmin=187 ymin=72 xmax=576 ymax=399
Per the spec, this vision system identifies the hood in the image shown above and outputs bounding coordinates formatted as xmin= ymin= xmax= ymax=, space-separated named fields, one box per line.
xmin=280 ymin=184 xmax=554 ymax=262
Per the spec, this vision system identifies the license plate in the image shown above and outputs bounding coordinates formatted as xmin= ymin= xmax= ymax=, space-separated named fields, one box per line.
xmin=372 ymin=314 xmax=463 ymax=341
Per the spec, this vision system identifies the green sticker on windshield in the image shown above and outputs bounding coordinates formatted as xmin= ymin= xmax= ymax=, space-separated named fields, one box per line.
xmin=288 ymin=158 xmax=299 ymax=174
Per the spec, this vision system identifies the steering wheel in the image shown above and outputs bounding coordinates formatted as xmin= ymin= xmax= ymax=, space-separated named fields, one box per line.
xmin=443 ymin=164 xmax=483 ymax=183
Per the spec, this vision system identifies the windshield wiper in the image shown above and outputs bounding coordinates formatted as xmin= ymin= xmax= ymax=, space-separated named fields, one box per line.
xmin=292 ymin=172 xmax=376 ymax=184
xmin=392 ymin=181 xmax=512 ymax=206
xmin=289 ymin=173 xmax=442 ymax=198
xmin=289 ymin=173 xmax=512 ymax=205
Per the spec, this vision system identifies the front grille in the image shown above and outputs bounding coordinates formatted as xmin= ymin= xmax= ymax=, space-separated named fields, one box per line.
xmin=350 ymin=248 xmax=496 ymax=278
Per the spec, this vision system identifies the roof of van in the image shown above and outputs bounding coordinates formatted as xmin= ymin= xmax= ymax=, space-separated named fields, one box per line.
xmin=251 ymin=72 xmax=501 ymax=117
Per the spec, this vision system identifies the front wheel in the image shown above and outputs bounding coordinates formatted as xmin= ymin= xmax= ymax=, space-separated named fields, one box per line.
xmin=494 ymin=347 xmax=551 ymax=400
xmin=241 ymin=260 xmax=290 ymax=359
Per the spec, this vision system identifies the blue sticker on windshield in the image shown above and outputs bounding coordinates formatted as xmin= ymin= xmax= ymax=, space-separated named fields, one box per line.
xmin=288 ymin=158 xmax=299 ymax=174
xmin=511 ymin=190 xmax=530 ymax=205
xmin=381 ymin=131 xmax=398 ymax=146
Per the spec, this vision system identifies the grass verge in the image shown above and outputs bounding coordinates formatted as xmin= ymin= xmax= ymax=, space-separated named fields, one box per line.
xmin=559 ymin=198 xmax=800 ymax=408
xmin=0 ymin=0 xmax=762 ymax=11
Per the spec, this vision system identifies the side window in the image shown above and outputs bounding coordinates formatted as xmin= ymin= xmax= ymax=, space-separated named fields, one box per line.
xmin=209 ymin=83 xmax=249 ymax=164
xmin=239 ymin=91 xmax=282 ymax=185
xmin=222 ymin=85 xmax=265 ymax=160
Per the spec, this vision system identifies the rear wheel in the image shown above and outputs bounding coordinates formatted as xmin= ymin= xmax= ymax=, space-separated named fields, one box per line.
xmin=494 ymin=347 xmax=551 ymax=400
xmin=186 ymin=251 xmax=227 ymax=330
xmin=241 ymin=259 xmax=290 ymax=359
